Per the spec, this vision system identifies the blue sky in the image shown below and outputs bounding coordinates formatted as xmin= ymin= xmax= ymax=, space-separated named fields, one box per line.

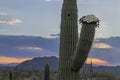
xmin=0 ymin=0 xmax=120 ymax=38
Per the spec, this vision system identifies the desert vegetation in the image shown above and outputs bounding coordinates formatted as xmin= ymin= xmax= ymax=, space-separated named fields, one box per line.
xmin=0 ymin=69 xmax=119 ymax=80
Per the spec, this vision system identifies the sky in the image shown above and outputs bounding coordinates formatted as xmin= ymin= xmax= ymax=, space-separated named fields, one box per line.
xmin=0 ymin=0 xmax=120 ymax=38
xmin=0 ymin=0 xmax=120 ymax=66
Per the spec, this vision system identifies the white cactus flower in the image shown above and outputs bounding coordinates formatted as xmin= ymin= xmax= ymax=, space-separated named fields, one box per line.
xmin=80 ymin=15 xmax=99 ymax=23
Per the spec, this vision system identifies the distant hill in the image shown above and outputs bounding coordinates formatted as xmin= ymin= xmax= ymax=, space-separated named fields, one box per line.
xmin=16 ymin=56 xmax=58 ymax=71
xmin=0 ymin=63 xmax=19 ymax=67
xmin=16 ymin=56 xmax=120 ymax=78
xmin=94 ymin=66 xmax=120 ymax=78
xmin=0 ymin=63 xmax=18 ymax=70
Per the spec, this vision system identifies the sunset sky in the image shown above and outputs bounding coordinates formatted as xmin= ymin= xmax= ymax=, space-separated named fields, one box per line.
xmin=0 ymin=56 xmax=109 ymax=66
xmin=0 ymin=0 xmax=120 ymax=65
xmin=0 ymin=56 xmax=32 ymax=64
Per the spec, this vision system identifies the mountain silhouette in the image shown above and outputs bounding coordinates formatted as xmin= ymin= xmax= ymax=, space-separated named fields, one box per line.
xmin=16 ymin=56 xmax=58 ymax=71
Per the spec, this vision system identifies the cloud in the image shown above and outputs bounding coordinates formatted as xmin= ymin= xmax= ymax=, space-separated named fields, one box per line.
xmin=45 ymin=0 xmax=98 ymax=3
xmin=86 ymin=58 xmax=109 ymax=65
xmin=0 ymin=29 xmax=7 ymax=32
xmin=0 ymin=11 xmax=21 ymax=25
xmin=0 ymin=12 xmax=8 ymax=15
xmin=0 ymin=56 xmax=32 ymax=64
xmin=50 ymin=33 xmax=60 ymax=37
xmin=45 ymin=0 xmax=61 ymax=2
xmin=17 ymin=46 xmax=58 ymax=57
xmin=46 ymin=0 xmax=52 ymax=2
xmin=18 ymin=46 xmax=43 ymax=52
xmin=0 ymin=18 xmax=22 ymax=25
xmin=93 ymin=42 xmax=112 ymax=49
xmin=78 ymin=0 xmax=98 ymax=5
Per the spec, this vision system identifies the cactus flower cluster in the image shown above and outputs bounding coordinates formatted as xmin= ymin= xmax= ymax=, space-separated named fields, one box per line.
xmin=79 ymin=15 xmax=99 ymax=24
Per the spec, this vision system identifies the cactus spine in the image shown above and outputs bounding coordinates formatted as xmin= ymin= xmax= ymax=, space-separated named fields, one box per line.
xmin=44 ymin=64 xmax=50 ymax=80
xmin=58 ymin=0 xmax=79 ymax=80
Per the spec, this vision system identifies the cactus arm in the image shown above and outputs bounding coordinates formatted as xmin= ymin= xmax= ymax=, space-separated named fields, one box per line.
xmin=71 ymin=15 xmax=99 ymax=72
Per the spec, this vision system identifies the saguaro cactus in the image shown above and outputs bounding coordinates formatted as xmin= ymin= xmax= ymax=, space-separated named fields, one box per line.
xmin=58 ymin=0 xmax=79 ymax=80
xmin=44 ymin=64 xmax=50 ymax=80
xmin=58 ymin=0 xmax=99 ymax=80
xmin=71 ymin=15 xmax=99 ymax=72
xmin=9 ymin=71 xmax=12 ymax=80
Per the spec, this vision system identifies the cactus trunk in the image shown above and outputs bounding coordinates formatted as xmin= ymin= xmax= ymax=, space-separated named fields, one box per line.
xmin=9 ymin=71 xmax=12 ymax=80
xmin=44 ymin=64 xmax=50 ymax=80
xmin=71 ymin=23 xmax=96 ymax=72
xmin=58 ymin=0 xmax=79 ymax=80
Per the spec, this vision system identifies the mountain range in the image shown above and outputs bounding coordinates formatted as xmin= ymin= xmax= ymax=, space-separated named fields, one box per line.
xmin=16 ymin=56 xmax=120 ymax=78
xmin=0 ymin=55 xmax=120 ymax=78
xmin=16 ymin=56 xmax=58 ymax=71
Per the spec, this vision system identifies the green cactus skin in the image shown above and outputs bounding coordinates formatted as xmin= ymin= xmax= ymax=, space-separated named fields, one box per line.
xmin=58 ymin=0 xmax=99 ymax=79
xmin=9 ymin=71 xmax=12 ymax=80
xmin=71 ymin=15 xmax=99 ymax=72
xmin=58 ymin=0 xmax=80 ymax=80
xmin=44 ymin=64 xmax=50 ymax=80
xmin=71 ymin=23 xmax=96 ymax=72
